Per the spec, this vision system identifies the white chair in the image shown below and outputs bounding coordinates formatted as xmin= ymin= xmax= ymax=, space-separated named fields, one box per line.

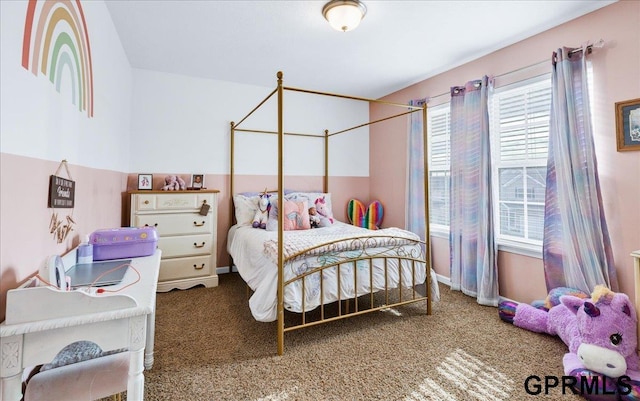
xmin=23 ymin=342 xmax=129 ymax=401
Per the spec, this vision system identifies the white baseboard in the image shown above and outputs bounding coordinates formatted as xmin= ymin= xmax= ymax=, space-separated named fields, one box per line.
xmin=435 ymin=273 xmax=450 ymax=286
xmin=433 ymin=273 xmax=516 ymax=303
xmin=217 ymin=265 xmax=238 ymax=275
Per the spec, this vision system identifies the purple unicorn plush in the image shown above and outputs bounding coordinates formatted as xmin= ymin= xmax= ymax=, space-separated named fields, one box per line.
xmin=500 ymin=285 xmax=640 ymax=399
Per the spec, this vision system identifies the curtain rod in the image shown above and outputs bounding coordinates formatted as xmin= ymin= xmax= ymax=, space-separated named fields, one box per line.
xmin=426 ymin=39 xmax=604 ymax=101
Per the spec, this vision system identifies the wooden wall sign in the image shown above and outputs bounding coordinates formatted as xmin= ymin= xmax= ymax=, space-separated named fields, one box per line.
xmin=48 ymin=175 xmax=75 ymax=208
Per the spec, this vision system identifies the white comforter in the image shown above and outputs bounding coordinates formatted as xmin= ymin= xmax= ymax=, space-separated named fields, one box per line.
xmin=228 ymin=222 xmax=440 ymax=322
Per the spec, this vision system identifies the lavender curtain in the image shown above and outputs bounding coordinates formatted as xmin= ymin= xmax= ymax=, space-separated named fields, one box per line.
xmin=543 ymin=47 xmax=618 ymax=293
xmin=449 ymin=76 xmax=498 ymax=306
xmin=407 ymin=98 xmax=427 ymax=242
xmin=406 ymin=98 xmax=441 ymax=302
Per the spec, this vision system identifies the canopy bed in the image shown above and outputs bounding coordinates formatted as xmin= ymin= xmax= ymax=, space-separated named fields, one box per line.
xmin=228 ymin=71 xmax=437 ymax=355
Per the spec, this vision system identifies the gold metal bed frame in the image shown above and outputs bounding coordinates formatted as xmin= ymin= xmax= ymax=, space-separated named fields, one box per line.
xmin=230 ymin=71 xmax=431 ymax=355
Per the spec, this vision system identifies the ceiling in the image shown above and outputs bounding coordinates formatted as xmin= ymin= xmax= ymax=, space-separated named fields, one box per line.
xmin=105 ymin=0 xmax=615 ymax=99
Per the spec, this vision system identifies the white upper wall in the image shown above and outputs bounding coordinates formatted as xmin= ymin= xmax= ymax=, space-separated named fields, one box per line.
xmin=0 ymin=0 xmax=132 ymax=171
xmin=129 ymin=69 xmax=369 ymax=177
xmin=1 ymin=0 xmax=369 ymax=178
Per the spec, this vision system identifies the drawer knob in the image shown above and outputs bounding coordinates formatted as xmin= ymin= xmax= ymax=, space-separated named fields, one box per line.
xmin=144 ymin=200 xmax=150 ymax=205
xmin=194 ymin=263 xmax=205 ymax=270
xmin=193 ymin=242 xmax=206 ymax=248
xmin=193 ymin=221 xmax=206 ymax=227
xmin=144 ymin=223 xmax=159 ymax=227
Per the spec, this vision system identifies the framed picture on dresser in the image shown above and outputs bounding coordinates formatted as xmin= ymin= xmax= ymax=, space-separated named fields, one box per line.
xmin=138 ymin=174 xmax=153 ymax=190
xmin=191 ymin=174 xmax=204 ymax=189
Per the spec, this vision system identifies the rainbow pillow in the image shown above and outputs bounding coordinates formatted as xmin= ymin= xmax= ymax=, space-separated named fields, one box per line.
xmin=347 ymin=199 xmax=384 ymax=230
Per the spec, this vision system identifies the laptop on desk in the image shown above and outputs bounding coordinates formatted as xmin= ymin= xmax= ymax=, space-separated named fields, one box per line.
xmin=66 ymin=259 xmax=131 ymax=289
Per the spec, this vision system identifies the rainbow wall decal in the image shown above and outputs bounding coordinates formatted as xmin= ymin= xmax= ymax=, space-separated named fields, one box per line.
xmin=22 ymin=0 xmax=94 ymax=117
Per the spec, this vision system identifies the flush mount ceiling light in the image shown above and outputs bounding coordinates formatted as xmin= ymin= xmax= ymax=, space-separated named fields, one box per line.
xmin=322 ymin=0 xmax=367 ymax=32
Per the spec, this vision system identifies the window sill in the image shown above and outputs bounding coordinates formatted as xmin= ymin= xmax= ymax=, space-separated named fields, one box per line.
xmin=429 ymin=228 xmax=449 ymax=239
xmin=497 ymin=240 xmax=542 ymax=259
xmin=428 ymin=228 xmax=542 ymax=259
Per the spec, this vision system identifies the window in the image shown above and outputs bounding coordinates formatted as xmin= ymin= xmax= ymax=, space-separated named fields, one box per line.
xmin=490 ymin=75 xmax=552 ymax=247
xmin=427 ymin=103 xmax=450 ymax=231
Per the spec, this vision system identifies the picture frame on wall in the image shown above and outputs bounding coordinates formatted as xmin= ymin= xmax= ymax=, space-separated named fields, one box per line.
xmin=191 ymin=174 xmax=204 ymax=189
xmin=615 ymin=98 xmax=640 ymax=151
xmin=138 ymin=174 xmax=153 ymax=190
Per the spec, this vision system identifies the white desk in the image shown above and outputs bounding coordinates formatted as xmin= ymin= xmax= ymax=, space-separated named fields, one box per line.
xmin=0 ymin=250 xmax=161 ymax=401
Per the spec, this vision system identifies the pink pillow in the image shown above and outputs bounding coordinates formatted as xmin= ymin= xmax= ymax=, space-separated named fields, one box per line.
xmin=282 ymin=200 xmax=311 ymax=231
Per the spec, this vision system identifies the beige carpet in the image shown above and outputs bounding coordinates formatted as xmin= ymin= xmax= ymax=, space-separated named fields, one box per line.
xmin=139 ymin=273 xmax=582 ymax=401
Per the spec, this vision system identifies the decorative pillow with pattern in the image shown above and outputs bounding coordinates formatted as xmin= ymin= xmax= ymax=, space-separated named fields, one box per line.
xmin=347 ymin=199 xmax=384 ymax=230
xmin=287 ymin=192 xmax=334 ymax=226
xmin=266 ymin=200 xmax=310 ymax=231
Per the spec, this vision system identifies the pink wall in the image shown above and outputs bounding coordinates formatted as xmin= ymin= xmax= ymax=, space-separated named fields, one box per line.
xmin=370 ymin=105 xmax=409 ymax=229
xmin=371 ymin=1 xmax=640 ymax=303
xmin=0 ymin=154 xmax=127 ymax=321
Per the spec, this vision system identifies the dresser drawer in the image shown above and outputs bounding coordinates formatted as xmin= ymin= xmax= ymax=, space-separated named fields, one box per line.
xmin=158 ymin=234 xmax=212 ymax=258
xmin=134 ymin=213 xmax=213 ymax=236
xmin=159 ymin=256 xmax=212 ymax=281
xmin=134 ymin=193 xmax=214 ymax=211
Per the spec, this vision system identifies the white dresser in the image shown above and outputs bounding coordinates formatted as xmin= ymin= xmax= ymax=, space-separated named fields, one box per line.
xmin=129 ymin=190 xmax=219 ymax=292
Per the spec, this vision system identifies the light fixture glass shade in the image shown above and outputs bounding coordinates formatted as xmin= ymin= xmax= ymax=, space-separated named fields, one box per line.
xmin=322 ymin=0 xmax=367 ymax=32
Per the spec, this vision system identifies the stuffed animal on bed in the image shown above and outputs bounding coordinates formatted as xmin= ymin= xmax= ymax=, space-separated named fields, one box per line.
xmin=161 ymin=175 xmax=186 ymax=191
xmin=252 ymin=192 xmax=271 ymax=229
xmin=314 ymin=196 xmax=334 ymax=227
xmin=308 ymin=206 xmax=321 ymax=228
xmin=499 ymin=285 xmax=640 ymax=399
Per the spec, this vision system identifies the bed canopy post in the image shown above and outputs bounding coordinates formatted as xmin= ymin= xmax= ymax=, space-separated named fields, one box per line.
xmin=324 ymin=129 xmax=329 ymax=193
xmin=422 ymin=103 xmax=432 ymax=315
xmin=230 ymin=121 xmax=236 ymax=225
xmin=276 ymin=71 xmax=285 ymax=356
xmin=229 ymin=121 xmax=236 ymax=273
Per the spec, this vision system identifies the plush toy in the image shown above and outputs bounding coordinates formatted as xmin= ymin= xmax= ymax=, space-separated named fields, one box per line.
xmin=314 ymin=196 xmax=334 ymax=227
xmin=161 ymin=175 xmax=186 ymax=191
xmin=499 ymin=285 xmax=640 ymax=399
xmin=252 ymin=192 xmax=271 ymax=229
xmin=308 ymin=207 xmax=321 ymax=228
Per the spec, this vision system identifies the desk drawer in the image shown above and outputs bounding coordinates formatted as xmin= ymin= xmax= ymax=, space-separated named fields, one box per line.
xmin=134 ymin=213 xmax=213 ymax=236
xmin=158 ymin=234 xmax=212 ymax=258
xmin=159 ymin=256 xmax=212 ymax=281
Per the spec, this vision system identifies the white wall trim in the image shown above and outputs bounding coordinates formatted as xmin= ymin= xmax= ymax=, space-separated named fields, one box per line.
xmin=435 ymin=273 xmax=450 ymax=286
xmin=217 ymin=266 xmax=238 ymax=275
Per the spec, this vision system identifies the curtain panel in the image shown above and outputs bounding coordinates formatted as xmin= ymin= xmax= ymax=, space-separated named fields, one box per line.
xmin=543 ymin=47 xmax=618 ymax=293
xmin=449 ymin=77 xmax=498 ymax=306
xmin=407 ymin=98 xmax=427 ymax=242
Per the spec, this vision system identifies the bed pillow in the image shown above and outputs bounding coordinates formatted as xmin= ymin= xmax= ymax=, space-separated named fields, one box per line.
xmin=288 ymin=192 xmax=334 ymax=226
xmin=233 ymin=193 xmax=277 ymax=226
xmin=266 ymin=200 xmax=311 ymax=231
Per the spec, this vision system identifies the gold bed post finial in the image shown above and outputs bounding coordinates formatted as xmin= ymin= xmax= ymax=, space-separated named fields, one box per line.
xmin=277 ymin=71 xmax=283 ymax=81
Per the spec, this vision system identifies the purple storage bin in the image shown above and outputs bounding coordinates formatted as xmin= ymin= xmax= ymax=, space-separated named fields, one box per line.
xmin=90 ymin=227 xmax=158 ymax=261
